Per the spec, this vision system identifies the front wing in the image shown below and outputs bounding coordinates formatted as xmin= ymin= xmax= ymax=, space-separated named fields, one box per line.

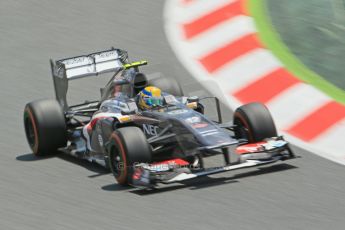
xmin=131 ymin=140 xmax=296 ymax=188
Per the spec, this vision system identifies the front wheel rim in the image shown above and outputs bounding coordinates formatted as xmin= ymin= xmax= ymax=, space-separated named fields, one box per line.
xmin=234 ymin=118 xmax=250 ymax=141
xmin=111 ymin=146 xmax=122 ymax=177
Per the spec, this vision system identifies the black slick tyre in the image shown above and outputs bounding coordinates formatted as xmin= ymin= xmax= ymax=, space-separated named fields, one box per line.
xmin=108 ymin=127 xmax=152 ymax=185
xmin=233 ymin=102 xmax=277 ymax=143
xmin=23 ymin=99 xmax=67 ymax=156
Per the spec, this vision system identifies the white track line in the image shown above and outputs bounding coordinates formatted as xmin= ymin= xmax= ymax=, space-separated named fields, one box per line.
xmin=311 ymin=118 xmax=345 ymax=160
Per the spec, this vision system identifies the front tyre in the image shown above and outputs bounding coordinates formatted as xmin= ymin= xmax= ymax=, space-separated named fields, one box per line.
xmin=23 ymin=99 xmax=67 ymax=156
xmin=108 ymin=127 xmax=152 ymax=185
xmin=233 ymin=102 xmax=277 ymax=143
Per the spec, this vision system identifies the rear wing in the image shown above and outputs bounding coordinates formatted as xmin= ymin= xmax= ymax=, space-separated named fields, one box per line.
xmin=50 ymin=48 xmax=128 ymax=111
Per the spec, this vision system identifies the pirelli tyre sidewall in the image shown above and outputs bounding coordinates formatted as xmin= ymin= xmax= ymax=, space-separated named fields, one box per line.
xmin=234 ymin=102 xmax=277 ymax=143
xmin=23 ymin=99 xmax=67 ymax=156
xmin=108 ymin=127 xmax=152 ymax=185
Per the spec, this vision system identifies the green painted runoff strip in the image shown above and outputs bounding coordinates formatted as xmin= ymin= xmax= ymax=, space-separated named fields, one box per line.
xmin=248 ymin=0 xmax=345 ymax=105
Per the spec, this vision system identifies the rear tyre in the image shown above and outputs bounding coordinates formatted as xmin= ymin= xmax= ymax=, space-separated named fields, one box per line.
xmin=23 ymin=99 xmax=67 ymax=156
xmin=108 ymin=127 xmax=152 ymax=185
xmin=233 ymin=102 xmax=277 ymax=143
xmin=148 ymin=77 xmax=183 ymax=96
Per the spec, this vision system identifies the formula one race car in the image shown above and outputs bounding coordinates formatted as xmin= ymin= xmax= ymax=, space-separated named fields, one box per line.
xmin=23 ymin=48 xmax=296 ymax=188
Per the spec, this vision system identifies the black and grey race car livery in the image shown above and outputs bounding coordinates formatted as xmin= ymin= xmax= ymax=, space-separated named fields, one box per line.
xmin=24 ymin=48 xmax=296 ymax=189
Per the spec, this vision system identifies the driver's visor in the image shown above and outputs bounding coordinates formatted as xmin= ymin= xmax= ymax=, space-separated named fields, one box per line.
xmin=144 ymin=96 xmax=163 ymax=107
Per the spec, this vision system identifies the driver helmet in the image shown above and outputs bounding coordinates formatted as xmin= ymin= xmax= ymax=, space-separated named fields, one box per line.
xmin=138 ymin=86 xmax=164 ymax=109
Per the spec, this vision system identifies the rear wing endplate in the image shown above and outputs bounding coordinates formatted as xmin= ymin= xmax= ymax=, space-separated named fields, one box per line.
xmin=50 ymin=48 xmax=128 ymax=111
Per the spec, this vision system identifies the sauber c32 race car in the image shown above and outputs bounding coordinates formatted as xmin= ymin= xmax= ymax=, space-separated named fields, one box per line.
xmin=23 ymin=48 xmax=296 ymax=188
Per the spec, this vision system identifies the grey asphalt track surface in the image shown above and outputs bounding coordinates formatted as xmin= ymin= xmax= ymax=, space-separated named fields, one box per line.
xmin=1 ymin=1 xmax=345 ymax=230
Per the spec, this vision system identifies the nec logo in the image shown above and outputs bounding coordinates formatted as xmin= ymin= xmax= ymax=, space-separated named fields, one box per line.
xmin=143 ymin=124 xmax=158 ymax=136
